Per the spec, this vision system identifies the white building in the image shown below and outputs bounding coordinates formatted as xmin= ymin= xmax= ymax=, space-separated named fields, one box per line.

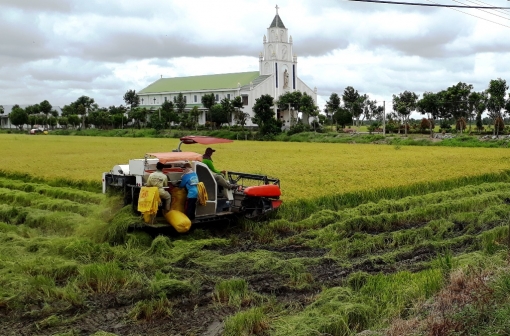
xmin=0 ymin=105 xmax=63 ymax=129
xmin=137 ymin=7 xmax=317 ymax=128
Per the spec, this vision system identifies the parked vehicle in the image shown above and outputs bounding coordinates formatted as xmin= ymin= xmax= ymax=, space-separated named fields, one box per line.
xmin=29 ymin=128 xmax=48 ymax=135
xmin=102 ymin=136 xmax=282 ymax=227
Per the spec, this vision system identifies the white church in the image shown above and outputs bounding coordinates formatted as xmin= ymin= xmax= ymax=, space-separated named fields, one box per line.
xmin=137 ymin=6 xmax=317 ymax=128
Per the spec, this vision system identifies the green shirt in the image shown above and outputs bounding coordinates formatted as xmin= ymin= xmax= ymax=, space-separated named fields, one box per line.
xmin=202 ymin=158 xmax=221 ymax=174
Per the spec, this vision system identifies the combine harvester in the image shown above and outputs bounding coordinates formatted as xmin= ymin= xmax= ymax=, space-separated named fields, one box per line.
xmin=102 ymin=136 xmax=282 ymax=231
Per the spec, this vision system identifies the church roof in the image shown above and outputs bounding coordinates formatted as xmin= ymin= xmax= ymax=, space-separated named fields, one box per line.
xmin=269 ymin=14 xmax=286 ymax=28
xmin=139 ymin=71 xmax=260 ymax=94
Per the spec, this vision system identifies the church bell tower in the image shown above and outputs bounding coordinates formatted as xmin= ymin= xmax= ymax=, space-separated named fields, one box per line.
xmin=259 ymin=5 xmax=297 ymax=94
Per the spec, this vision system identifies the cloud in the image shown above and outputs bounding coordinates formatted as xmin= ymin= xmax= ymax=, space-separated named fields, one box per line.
xmin=0 ymin=0 xmax=509 ymax=112
xmin=0 ymin=14 xmax=55 ymax=64
xmin=0 ymin=0 xmax=72 ymax=13
xmin=27 ymin=59 xmax=112 ymax=82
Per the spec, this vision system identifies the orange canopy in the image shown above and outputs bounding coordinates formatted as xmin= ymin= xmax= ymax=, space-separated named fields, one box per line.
xmin=180 ymin=135 xmax=233 ymax=145
xmin=147 ymin=152 xmax=203 ymax=164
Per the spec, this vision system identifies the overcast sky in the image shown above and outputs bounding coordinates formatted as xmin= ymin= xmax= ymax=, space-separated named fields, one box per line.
xmin=1 ymin=0 xmax=509 ymax=111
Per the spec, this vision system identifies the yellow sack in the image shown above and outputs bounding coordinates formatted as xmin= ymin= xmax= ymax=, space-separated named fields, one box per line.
xmin=170 ymin=187 xmax=187 ymax=212
xmin=164 ymin=210 xmax=191 ymax=233
xmin=138 ymin=187 xmax=160 ymax=223
xmin=197 ymin=182 xmax=208 ymax=206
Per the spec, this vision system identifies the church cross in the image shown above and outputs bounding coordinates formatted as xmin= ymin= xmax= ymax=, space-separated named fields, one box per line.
xmin=275 ymin=4 xmax=279 ymax=14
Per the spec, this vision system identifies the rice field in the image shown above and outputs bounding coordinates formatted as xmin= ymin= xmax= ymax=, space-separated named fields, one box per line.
xmin=2 ymin=134 xmax=510 ymax=200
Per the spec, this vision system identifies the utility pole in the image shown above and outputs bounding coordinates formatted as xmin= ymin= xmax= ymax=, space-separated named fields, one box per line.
xmin=382 ymin=101 xmax=386 ymax=136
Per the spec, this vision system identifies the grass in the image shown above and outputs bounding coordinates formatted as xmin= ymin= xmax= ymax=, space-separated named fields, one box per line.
xmin=214 ymin=278 xmax=251 ymax=306
xmin=224 ymin=306 xmax=270 ymax=336
xmin=127 ymin=294 xmax=173 ymax=321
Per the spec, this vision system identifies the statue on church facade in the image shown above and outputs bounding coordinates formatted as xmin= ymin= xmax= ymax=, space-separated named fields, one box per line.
xmin=283 ymin=69 xmax=289 ymax=89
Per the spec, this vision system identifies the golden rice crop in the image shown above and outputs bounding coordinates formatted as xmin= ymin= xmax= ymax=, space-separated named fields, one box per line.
xmin=2 ymin=134 xmax=510 ymax=201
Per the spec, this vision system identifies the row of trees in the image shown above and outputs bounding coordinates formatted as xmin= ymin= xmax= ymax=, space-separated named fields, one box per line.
xmin=324 ymin=78 xmax=510 ymax=137
xmin=4 ymin=86 xmax=319 ymax=134
xmin=122 ymin=90 xmax=249 ymax=131
xmin=324 ymin=88 xmax=384 ymax=130
xmin=7 ymin=100 xmax=63 ymax=130
xmin=7 ymin=78 xmax=508 ymax=136
xmin=416 ymin=79 xmax=510 ymax=137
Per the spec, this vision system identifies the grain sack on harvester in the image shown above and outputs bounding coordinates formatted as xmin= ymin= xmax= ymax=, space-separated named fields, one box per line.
xmin=102 ymin=136 xmax=282 ymax=232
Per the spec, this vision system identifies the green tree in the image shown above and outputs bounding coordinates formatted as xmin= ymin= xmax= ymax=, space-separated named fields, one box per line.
xmin=392 ymin=91 xmax=419 ymax=136
xmin=277 ymin=91 xmax=303 ymax=126
xmin=318 ymin=114 xmax=327 ymax=126
xmin=0 ymin=105 xmax=4 ymax=115
xmin=278 ymin=91 xmax=294 ymax=126
xmin=332 ymin=107 xmax=352 ymax=129
xmin=468 ymin=91 xmax=487 ymax=133
xmin=505 ymin=93 xmax=510 ymax=116
xmin=160 ymin=100 xmax=179 ymax=128
xmin=220 ymin=97 xmax=235 ymax=128
xmin=201 ymin=93 xmax=216 ymax=128
xmin=9 ymin=105 xmax=28 ymax=130
xmin=68 ymin=115 xmax=81 ymax=129
xmin=189 ymin=106 xmax=201 ymax=131
xmin=173 ymin=93 xmax=186 ymax=114
xmin=39 ymin=100 xmax=52 ymax=129
xmin=210 ymin=104 xmax=228 ymax=127
xmin=73 ymin=96 xmax=95 ymax=129
xmin=58 ymin=116 xmax=69 ymax=129
xmin=342 ymin=87 xmax=365 ymax=130
xmin=61 ymin=104 xmax=76 ymax=117
xmin=289 ymin=91 xmax=303 ymax=125
xmin=47 ymin=116 xmax=58 ymax=129
xmin=28 ymin=114 xmax=37 ymax=128
xmin=252 ymin=94 xmax=281 ymax=135
xmin=149 ymin=112 xmax=165 ymax=132
xmin=88 ymin=108 xmax=111 ymax=129
xmin=417 ymin=92 xmax=441 ymax=137
xmin=128 ymin=107 xmax=148 ymax=129
xmin=363 ymin=99 xmax=383 ymax=124
xmin=486 ymin=78 xmax=508 ymax=137
xmin=325 ymin=93 xmax=341 ymax=120
xmin=232 ymin=96 xmax=244 ymax=125
xmin=109 ymin=105 xmax=128 ymax=128
xmin=300 ymin=93 xmax=318 ymax=131
xmin=123 ymin=90 xmax=140 ymax=110
xmin=24 ymin=104 xmax=41 ymax=127
xmin=236 ymin=111 xmax=250 ymax=131
xmin=443 ymin=82 xmax=472 ymax=134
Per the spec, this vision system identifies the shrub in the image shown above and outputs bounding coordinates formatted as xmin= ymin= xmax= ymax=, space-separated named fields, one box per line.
xmin=287 ymin=122 xmax=309 ymax=136
xmin=440 ymin=120 xmax=452 ymax=130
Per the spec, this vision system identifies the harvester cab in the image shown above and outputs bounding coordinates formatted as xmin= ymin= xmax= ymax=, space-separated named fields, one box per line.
xmin=102 ymin=136 xmax=282 ymax=230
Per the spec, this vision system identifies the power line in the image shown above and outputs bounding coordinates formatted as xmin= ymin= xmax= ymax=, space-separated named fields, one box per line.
xmin=452 ymin=0 xmax=510 ymax=20
xmin=346 ymin=0 xmax=510 ymax=8
xmin=462 ymin=0 xmax=510 ymax=15
xmin=425 ymin=0 xmax=510 ymax=27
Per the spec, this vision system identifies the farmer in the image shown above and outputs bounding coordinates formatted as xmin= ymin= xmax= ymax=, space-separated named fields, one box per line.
xmin=146 ymin=162 xmax=171 ymax=212
xmin=179 ymin=162 xmax=199 ymax=220
xmin=202 ymin=147 xmax=237 ymax=190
